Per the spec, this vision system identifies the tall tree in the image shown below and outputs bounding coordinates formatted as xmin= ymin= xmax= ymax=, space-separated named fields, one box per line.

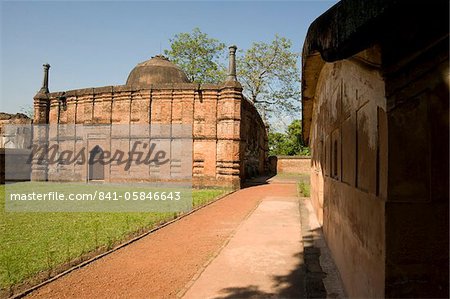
xmin=164 ymin=28 xmax=226 ymax=84
xmin=237 ymin=35 xmax=300 ymax=120
xmin=268 ymin=119 xmax=310 ymax=156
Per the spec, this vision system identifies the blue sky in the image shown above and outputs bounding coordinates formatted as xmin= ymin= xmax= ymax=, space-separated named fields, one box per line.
xmin=1 ymin=0 xmax=337 ymax=120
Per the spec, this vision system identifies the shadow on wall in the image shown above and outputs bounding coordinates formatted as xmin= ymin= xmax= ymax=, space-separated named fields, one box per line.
xmin=268 ymin=156 xmax=278 ymax=174
xmin=213 ymin=228 xmax=328 ymax=299
xmin=0 ymin=149 xmax=32 ymax=184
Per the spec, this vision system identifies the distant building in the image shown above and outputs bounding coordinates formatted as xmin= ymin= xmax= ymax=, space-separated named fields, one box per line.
xmin=0 ymin=112 xmax=32 ymax=149
xmin=0 ymin=113 xmax=32 ymax=183
xmin=32 ymin=46 xmax=268 ymax=188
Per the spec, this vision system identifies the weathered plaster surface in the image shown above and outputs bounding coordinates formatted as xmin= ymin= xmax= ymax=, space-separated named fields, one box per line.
xmin=309 ymin=49 xmax=387 ymax=298
xmin=302 ymin=0 xmax=448 ymax=296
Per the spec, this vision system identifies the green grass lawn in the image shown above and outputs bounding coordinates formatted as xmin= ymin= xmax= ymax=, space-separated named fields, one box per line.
xmin=0 ymin=184 xmax=229 ymax=290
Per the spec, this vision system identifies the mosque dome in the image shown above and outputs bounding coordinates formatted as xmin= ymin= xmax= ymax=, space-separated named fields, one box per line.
xmin=126 ymin=55 xmax=191 ymax=87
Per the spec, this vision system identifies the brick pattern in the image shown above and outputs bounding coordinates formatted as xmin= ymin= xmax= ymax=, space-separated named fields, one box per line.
xmin=276 ymin=157 xmax=311 ymax=174
xmin=32 ymin=84 xmax=268 ymax=188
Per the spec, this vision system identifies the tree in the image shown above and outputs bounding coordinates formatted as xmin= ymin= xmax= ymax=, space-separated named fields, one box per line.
xmin=268 ymin=132 xmax=291 ymax=156
xmin=237 ymin=35 xmax=300 ymax=120
xmin=165 ymin=30 xmax=301 ymax=129
xmin=164 ymin=28 xmax=226 ymax=84
xmin=268 ymin=119 xmax=310 ymax=156
xmin=20 ymin=105 xmax=34 ymax=119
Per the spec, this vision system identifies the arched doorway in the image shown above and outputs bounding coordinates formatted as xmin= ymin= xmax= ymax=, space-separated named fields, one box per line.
xmin=89 ymin=145 xmax=104 ymax=181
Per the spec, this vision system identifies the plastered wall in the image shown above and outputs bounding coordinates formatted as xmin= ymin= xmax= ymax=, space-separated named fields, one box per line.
xmin=309 ymin=49 xmax=387 ymax=298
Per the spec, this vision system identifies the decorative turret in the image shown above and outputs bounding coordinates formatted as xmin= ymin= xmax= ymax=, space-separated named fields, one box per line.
xmin=39 ymin=63 xmax=50 ymax=94
xmin=34 ymin=63 xmax=51 ymax=124
xmin=226 ymin=45 xmax=237 ymax=82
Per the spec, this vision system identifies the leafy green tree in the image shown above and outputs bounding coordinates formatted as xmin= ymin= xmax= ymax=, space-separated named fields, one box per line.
xmin=164 ymin=28 xmax=226 ymax=84
xmin=268 ymin=132 xmax=291 ymax=155
xmin=165 ymin=30 xmax=300 ymax=127
xmin=237 ymin=35 xmax=300 ymax=120
xmin=268 ymin=119 xmax=310 ymax=156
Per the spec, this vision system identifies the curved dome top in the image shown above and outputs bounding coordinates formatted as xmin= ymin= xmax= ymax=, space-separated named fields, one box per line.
xmin=126 ymin=55 xmax=190 ymax=87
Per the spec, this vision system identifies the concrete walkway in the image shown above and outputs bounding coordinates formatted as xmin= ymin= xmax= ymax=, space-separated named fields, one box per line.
xmin=183 ymin=196 xmax=304 ymax=298
xmin=182 ymin=175 xmax=346 ymax=299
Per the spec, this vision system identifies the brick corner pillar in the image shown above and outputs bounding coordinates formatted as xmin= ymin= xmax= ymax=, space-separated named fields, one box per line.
xmin=217 ymin=45 xmax=243 ymax=189
xmin=31 ymin=63 xmax=51 ymax=181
